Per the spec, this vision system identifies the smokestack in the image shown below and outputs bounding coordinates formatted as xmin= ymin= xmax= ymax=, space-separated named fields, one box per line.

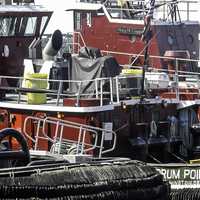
xmin=42 ymin=30 xmax=63 ymax=61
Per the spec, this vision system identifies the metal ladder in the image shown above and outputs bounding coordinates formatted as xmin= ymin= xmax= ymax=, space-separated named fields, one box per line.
xmin=23 ymin=116 xmax=117 ymax=158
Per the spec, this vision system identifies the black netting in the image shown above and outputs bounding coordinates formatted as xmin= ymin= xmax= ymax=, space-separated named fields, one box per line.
xmin=0 ymin=160 xmax=170 ymax=199
xmin=170 ymin=188 xmax=200 ymax=200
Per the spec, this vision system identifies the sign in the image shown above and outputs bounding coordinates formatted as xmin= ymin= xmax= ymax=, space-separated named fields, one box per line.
xmin=116 ymin=27 xmax=143 ymax=36
xmin=102 ymin=122 xmax=113 ymax=141
xmin=150 ymin=164 xmax=200 ymax=188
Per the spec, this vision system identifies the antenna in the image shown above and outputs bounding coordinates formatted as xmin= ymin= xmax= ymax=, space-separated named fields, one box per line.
xmin=140 ymin=0 xmax=155 ymax=99
xmin=167 ymin=0 xmax=181 ymax=23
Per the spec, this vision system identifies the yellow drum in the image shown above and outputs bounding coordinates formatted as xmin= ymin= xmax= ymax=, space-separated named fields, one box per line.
xmin=25 ymin=73 xmax=48 ymax=104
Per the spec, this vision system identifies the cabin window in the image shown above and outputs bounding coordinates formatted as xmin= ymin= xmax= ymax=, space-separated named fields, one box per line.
xmin=40 ymin=16 xmax=48 ymax=35
xmin=0 ymin=16 xmax=17 ymax=36
xmin=74 ymin=12 xmax=82 ymax=30
xmin=18 ymin=16 xmax=37 ymax=36
xmin=19 ymin=17 xmax=28 ymax=35
xmin=24 ymin=17 xmax=37 ymax=36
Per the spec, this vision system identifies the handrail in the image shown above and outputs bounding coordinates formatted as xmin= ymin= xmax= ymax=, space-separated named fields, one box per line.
xmin=0 ymin=75 xmax=115 ymax=106
xmin=71 ymin=31 xmax=86 ymax=53
xmin=1 ymin=60 xmax=200 ymax=107
xmin=0 ymin=49 xmax=200 ymax=106
xmin=23 ymin=116 xmax=117 ymax=158
xmin=87 ymin=0 xmax=199 ymax=21
xmin=42 ymin=32 xmax=86 ymax=55
xmin=101 ymin=49 xmax=200 ymax=63
xmin=63 ymin=31 xmax=199 ymax=65
xmin=42 ymin=117 xmax=99 ymax=155
xmin=23 ymin=116 xmax=48 ymax=150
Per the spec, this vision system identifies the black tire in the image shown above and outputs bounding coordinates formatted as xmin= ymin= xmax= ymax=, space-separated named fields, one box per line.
xmin=0 ymin=128 xmax=30 ymax=166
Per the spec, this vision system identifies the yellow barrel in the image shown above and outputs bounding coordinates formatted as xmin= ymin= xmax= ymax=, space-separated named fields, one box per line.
xmin=25 ymin=73 xmax=48 ymax=104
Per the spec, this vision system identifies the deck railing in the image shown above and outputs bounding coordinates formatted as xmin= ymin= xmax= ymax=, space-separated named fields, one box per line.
xmin=1 ymin=30 xmax=200 ymax=107
xmin=42 ymin=32 xmax=86 ymax=55
xmin=23 ymin=116 xmax=117 ymax=158
xmin=0 ymin=61 xmax=200 ymax=107
xmin=77 ymin=0 xmax=199 ymax=22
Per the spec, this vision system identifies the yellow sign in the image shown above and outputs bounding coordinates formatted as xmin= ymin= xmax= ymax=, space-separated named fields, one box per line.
xmin=117 ymin=0 xmax=126 ymax=7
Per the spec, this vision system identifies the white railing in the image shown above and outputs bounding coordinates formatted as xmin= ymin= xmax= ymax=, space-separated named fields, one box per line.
xmin=1 ymin=33 xmax=200 ymax=107
xmin=0 ymin=74 xmax=121 ymax=106
xmin=42 ymin=32 xmax=86 ymax=56
xmin=23 ymin=116 xmax=116 ymax=158
xmin=0 ymin=57 xmax=200 ymax=107
xmin=77 ymin=0 xmax=198 ymax=22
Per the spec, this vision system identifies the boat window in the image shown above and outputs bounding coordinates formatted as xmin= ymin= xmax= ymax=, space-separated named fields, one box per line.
xmin=40 ymin=16 xmax=48 ymax=35
xmin=24 ymin=17 xmax=37 ymax=36
xmin=0 ymin=16 xmax=17 ymax=36
xmin=106 ymin=0 xmax=145 ymax=20
xmin=19 ymin=17 xmax=28 ymax=35
xmin=74 ymin=12 xmax=82 ymax=30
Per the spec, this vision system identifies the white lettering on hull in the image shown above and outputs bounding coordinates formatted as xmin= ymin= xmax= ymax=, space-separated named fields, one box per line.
xmin=157 ymin=168 xmax=200 ymax=180
xmin=158 ymin=169 xmax=180 ymax=179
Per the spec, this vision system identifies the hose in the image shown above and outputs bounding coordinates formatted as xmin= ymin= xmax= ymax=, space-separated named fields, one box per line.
xmin=150 ymin=121 xmax=157 ymax=137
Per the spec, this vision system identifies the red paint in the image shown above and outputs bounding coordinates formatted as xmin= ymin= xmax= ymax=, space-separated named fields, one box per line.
xmin=160 ymin=89 xmax=199 ymax=100
xmin=76 ymin=14 xmax=161 ymax=67
xmin=0 ymin=109 xmax=9 ymax=130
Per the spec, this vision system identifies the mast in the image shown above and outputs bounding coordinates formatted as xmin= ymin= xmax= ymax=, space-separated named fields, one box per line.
xmin=141 ymin=0 xmax=155 ymax=98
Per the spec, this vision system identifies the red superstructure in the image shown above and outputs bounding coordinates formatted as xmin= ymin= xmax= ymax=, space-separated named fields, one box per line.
xmin=71 ymin=0 xmax=200 ymax=70
xmin=77 ymin=11 xmax=160 ymax=66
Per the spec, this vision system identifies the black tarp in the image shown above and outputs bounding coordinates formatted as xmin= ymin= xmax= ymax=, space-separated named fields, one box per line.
xmin=70 ymin=47 xmax=121 ymax=96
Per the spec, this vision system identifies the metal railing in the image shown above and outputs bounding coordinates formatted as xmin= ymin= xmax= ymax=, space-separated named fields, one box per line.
xmin=1 ymin=29 xmax=200 ymax=107
xmin=42 ymin=32 xmax=86 ymax=55
xmin=0 ymin=57 xmax=200 ymax=107
xmin=78 ymin=0 xmax=198 ymax=22
xmin=23 ymin=116 xmax=117 ymax=158
xmin=71 ymin=31 xmax=86 ymax=54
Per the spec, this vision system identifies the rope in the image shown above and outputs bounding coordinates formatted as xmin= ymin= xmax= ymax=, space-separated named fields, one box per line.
xmin=150 ymin=121 xmax=157 ymax=137
xmin=169 ymin=116 xmax=177 ymax=138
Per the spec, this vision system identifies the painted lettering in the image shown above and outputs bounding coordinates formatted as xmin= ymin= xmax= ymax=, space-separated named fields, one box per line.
xmin=157 ymin=169 xmax=180 ymax=179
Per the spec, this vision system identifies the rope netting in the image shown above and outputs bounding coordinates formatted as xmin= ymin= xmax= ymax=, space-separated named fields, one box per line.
xmin=0 ymin=160 xmax=170 ymax=199
xmin=170 ymin=188 xmax=200 ymax=200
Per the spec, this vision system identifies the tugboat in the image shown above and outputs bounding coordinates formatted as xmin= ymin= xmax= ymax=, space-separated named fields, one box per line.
xmin=67 ymin=0 xmax=200 ymax=197
xmin=67 ymin=0 xmax=200 ymax=195
xmin=66 ymin=0 xmax=200 ymax=160
xmin=70 ymin=0 xmax=199 ymax=68
xmin=0 ymin=0 xmax=170 ymax=199
xmin=0 ymin=0 xmax=199 ymax=199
